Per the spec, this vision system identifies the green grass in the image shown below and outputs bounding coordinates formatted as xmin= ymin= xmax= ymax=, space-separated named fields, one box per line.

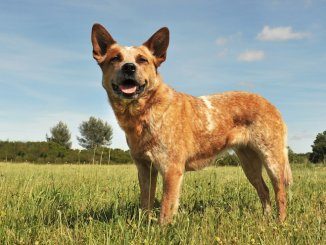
xmin=0 ymin=163 xmax=325 ymax=244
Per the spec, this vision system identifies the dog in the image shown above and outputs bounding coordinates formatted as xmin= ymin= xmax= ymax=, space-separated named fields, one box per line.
xmin=91 ymin=23 xmax=292 ymax=224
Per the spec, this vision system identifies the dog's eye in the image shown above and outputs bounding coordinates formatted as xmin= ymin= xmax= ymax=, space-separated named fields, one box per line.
xmin=137 ymin=56 xmax=148 ymax=64
xmin=110 ymin=54 xmax=121 ymax=63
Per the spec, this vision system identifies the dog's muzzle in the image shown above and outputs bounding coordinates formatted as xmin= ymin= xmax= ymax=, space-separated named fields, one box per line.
xmin=112 ymin=79 xmax=147 ymax=99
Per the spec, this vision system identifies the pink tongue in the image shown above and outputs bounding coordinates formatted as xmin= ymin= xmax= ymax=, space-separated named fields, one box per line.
xmin=119 ymin=85 xmax=137 ymax=94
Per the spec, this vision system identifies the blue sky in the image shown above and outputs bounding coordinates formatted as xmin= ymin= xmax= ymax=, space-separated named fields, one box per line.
xmin=0 ymin=0 xmax=325 ymax=153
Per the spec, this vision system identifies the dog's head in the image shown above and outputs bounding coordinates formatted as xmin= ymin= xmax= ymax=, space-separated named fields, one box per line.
xmin=91 ymin=23 xmax=169 ymax=101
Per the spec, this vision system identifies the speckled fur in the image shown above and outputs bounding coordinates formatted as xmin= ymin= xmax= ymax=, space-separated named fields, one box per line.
xmin=91 ymin=24 xmax=292 ymax=224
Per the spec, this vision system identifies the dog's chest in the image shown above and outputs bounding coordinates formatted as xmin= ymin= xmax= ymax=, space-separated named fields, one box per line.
xmin=126 ymin=121 xmax=159 ymax=152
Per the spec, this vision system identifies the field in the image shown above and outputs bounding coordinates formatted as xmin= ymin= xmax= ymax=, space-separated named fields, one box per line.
xmin=0 ymin=163 xmax=325 ymax=244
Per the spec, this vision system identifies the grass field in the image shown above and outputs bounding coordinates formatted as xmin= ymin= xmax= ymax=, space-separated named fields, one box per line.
xmin=0 ymin=163 xmax=325 ymax=244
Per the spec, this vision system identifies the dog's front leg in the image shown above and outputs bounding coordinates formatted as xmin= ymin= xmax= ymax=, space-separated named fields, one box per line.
xmin=159 ymin=166 xmax=184 ymax=225
xmin=136 ymin=162 xmax=158 ymax=212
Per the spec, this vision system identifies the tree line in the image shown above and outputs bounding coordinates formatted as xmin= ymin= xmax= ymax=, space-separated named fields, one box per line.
xmin=0 ymin=115 xmax=325 ymax=165
xmin=44 ymin=115 xmax=326 ymax=164
xmin=0 ymin=141 xmax=131 ymax=164
xmin=0 ymin=116 xmax=131 ymax=164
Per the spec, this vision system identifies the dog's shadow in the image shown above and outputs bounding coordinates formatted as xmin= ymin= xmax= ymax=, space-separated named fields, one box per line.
xmin=66 ymin=199 xmax=162 ymax=227
xmin=65 ymin=190 xmax=255 ymax=227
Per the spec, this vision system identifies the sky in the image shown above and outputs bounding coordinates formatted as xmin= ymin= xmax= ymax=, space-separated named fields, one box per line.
xmin=0 ymin=0 xmax=325 ymax=153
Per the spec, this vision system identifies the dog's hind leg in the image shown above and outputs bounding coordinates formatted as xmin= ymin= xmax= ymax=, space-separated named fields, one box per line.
xmin=262 ymin=150 xmax=288 ymax=222
xmin=235 ymin=147 xmax=272 ymax=216
xmin=135 ymin=161 xmax=158 ymax=211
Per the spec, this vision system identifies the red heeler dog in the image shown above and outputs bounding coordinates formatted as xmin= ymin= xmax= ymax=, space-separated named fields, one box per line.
xmin=91 ymin=23 xmax=292 ymax=224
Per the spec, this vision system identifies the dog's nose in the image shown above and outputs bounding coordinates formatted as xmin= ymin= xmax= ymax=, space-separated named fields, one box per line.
xmin=122 ymin=63 xmax=136 ymax=75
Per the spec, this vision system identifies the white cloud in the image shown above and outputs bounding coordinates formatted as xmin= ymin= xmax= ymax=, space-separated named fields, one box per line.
xmin=215 ymin=32 xmax=242 ymax=46
xmin=215 ymin=33 xmax=242 ymax=59
xmin=216 ymin=37 xmax=228 ymax=46
xmin=257 ymin=26 xmax=310 ymax=41
xmin=238 ymin=50 xmax=265 ymax=62
xmin=289 ymin=130 xmax=312 ymax=141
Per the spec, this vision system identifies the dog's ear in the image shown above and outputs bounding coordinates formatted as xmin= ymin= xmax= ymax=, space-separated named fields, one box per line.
xmin=91 ymin=23 xmax=116 ymax=64
xmin=143 ymin=27 xmax=169 ymax=66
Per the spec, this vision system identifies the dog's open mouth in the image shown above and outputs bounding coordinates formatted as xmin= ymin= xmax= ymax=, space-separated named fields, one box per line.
xmin=112 ymin=79 xmax=146 ymax=98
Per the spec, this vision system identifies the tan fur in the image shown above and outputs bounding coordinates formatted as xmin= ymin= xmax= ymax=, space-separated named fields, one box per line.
xmin=91 ymin=24 xmax=292 ymax=224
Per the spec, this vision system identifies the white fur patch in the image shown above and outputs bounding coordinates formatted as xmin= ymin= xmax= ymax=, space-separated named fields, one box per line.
xmin=200 ymin=96 xmax=215 ymax=131
xmin=125 ymin=46 xmax=133 ymax=50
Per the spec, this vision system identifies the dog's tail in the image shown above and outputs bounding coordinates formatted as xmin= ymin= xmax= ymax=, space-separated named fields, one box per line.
xmin=284 ymin=153 xmax=293 ymax=187
xmin=283 ymin=129 xmax=293 ymax=187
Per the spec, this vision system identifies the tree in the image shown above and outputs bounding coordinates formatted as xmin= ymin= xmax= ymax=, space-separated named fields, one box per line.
xmin=77 ymin=117 xmax=113 ymax=149
xmin=287 ymin=146 xmax=309 ymax=164
xmin=46 ymin=121 xmax=72 ymax=149
xmin=77 ymin=117 xmax=113 ymax=164
xmin=287 ymin=146 xmax=295 ymax=162
xmin=309 ymin=130 xmax=326 ymax=163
